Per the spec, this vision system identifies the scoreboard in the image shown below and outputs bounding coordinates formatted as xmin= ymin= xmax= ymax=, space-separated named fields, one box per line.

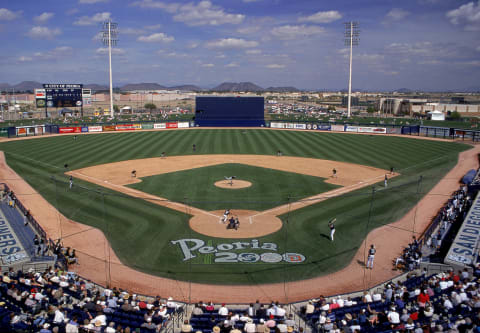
xmin=43 ymin=84 xmax=83 ymax=108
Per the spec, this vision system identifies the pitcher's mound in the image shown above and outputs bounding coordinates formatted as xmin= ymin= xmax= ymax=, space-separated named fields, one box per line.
xmin=214 ymin=179 xmax=252 ymax=189
xmin=190 ymin=210 xmax=282 ymax=239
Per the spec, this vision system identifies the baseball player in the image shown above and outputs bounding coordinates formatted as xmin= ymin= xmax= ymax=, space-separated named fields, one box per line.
xmin=328 ymin=218 xmax=336 ymax=241
xmin=131 ymin=170 xmax=137 ymax=178
xmin=69 ymin=176 xmax=73 ymax=189
xmin=192 ymin=144 xmax=196 ymax=152
xmin=367 ymin=244 xmax=376 ymax=269
xmin=221 ymin=209 xmax=230 ymax=223
xmin=332 ymin=168 xmax=337 ymax=178
xmin=384 ymin=174 xmax=388 ymax=188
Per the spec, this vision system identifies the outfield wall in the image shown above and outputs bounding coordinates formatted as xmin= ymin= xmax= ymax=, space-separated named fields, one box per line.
xmin=5 ymin=120 xmax=480 ymax=142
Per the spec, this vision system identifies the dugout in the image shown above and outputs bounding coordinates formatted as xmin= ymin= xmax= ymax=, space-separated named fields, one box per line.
xmin=195 ymin=96 xmax=265 ymax=127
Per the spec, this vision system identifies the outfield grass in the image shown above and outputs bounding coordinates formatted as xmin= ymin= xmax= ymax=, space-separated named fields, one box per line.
xmin=0 ymin=129 xmax=470 ymax=284
xmin=128 ymin=163 xmax=339 ymax=211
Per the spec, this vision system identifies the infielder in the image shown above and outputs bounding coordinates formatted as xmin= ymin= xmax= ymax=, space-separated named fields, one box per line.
xmin=328 ymin=218 xmax=336 ymax=241
xmin=384 ymin=174 xmax=388 ymax=188
xmin=367 ymin=244 xmax=376 ymax=269
xmin=332 ymin=168 xmax=337 ymax=178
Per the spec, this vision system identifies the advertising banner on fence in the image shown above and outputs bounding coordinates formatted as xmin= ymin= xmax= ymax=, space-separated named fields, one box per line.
xmin=358 ymin=127 xmax=387 ymax=134
xmin=81 ymin=127 xmax=89 ymax=133
xmin=59 ymin=127 xmax=82 ymax=134
xmin=115 ymin=124 xmax=141 ymax=131
xmin=345 ymin=126 xmax=358 ymax=132
xmin=88 ymin=126 xmax=103 ymax=132
xmin=317 ymin=124 xmax=331 ymax=131
xmin=294 ymin=124 xmax=306 ymax=130
xmin=166 ymin=122 xmax=178 ymax=129
xmin=331 ymin=124 xmax=345 ymax=132
xmin=387 ymin=127 xmax=402 ymax=134
xmin=142 ymin=123 xmax=154 ymax=130
xmin=35 ymin=126 xmax=44 ymax=135
xmin=16 ymin=128 xmax=26 ymax=136
xmin=270 ymin=122 xmax=285 ymax=129
xmin=103 ymin=125 xmax=116 ymax=132
xmin=445 ymin=194 xmax=480 ymax=267
xmin=154 ymin=123 xmax=166 ymax=129
xmin=178 ymin=122 xmax=189 ymax=128
xmin=285 ymin=123 xmax=295 ymax=129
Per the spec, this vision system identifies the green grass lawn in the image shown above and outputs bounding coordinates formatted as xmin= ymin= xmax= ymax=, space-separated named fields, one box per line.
xmin=127 ymin=163 xmax=339 ymax=211
xmin=0 ymin=129 xmax=471 ymax=284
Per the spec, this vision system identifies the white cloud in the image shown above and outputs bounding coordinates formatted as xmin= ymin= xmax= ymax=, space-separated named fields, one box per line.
xmin=173 ymin=1 xmax=244 ymax=26
xmin=0 ymin=8 xmax=21 ymax=21
xmin=18 ymin=56 xmax=33 ymax=62
xmin=133 ymin=0 xmax=244 ymax=26
xmin=92 ymin=32 xmax=103 ymax=41
xmin=96 ymin=47 xmax=126 ymax=55
xmin=446 ymin=1 xmax=480 ymax=31
xmin=33 ymin=46 xmax=73 ymax=60
xmin=266 ymin=64 xmax=286 ymax=69
xmin=201 ymin=63 xmax=215 ymax=67
xmin=131 ymin=0 xmax=179 ymax=13
xmin=34 ymin=12 xmax=54 ymax=24
xmin=271 ymin=25 xmax=325 ymax=40
xmin=385 ymin=8 xmax=410 ymax=21
xmin=137 ymin=32 xmax=174 ymax=42
xmin=79 ymin=0 xmax=110 ymax=3
xmin=206 ymin=38 xmax=258 ymax=49
xmin=215 ymin=54 xmax=226 ymax=58
xmin=74 ymin=12 xmax=111 ymax=25
xmin=246 ymin=49 xmax=261 ymax=55
xmin=27 ymin=26 xmax=62 ymax=40
xmin=225 ymin=62 xmax=239 ymax=67
xmin=298 ymin=10 xmax=342 ymax=24
xmin=237 ymin=26 xmax=261 ymax=34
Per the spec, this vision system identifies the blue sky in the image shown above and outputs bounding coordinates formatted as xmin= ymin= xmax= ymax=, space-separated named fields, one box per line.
xmin=0 ymin=0 xmax=479 ymax=90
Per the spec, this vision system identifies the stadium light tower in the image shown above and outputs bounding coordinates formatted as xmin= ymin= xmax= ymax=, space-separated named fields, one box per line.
xmin=344 ymin=22 xmax=360 ymax=118
xmin=102 ymin=20 xmax=118 ymax=118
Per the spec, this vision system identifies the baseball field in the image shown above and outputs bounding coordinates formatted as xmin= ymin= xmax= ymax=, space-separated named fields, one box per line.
xmin=0 ymin=129 xmax=470 ymax=286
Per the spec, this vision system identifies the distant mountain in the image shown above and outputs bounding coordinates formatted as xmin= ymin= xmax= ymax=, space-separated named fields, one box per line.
xmin=0 ymin=83 xmax=11 ymax=90
xmin=84 ymin=84 xmax=109 ymax=91
xmin=121 ymin=83 xmax=168 ymax=91
xmin=395 ymin=88 xmax=412 ymax=94
xmin=169 ymin=84 xmax=203 ymax=91
xmin=265 ymin=86 xmax=300 ymax=92
xmin=13 ymin=81 xmax=43 ymax=92
xmin=212 ymin=82 xmax=264 ymax=92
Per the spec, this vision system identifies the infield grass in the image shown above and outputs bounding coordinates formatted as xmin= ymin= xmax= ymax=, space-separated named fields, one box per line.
xmin=0 ymin=129 xmax=471 ymax=284
xmin=128 ymin=163 xmax=340 ymax=211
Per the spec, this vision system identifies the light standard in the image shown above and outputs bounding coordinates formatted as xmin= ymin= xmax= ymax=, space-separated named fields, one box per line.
xmin=101 ymin=20 xmax=118 ymax=118
xmin=344 ymin=22 xmax=360 ymax=118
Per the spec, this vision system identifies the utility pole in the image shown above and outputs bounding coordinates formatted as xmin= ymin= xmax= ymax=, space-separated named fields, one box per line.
xmin=102 ymin=20 xmax=118 ymax=118
xmin=344 ymin=22 xmax=360 ymax=118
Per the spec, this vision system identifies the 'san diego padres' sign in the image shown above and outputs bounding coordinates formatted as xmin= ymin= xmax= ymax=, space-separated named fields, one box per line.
xmin=171 ymin=238 xmax=306 ymax=264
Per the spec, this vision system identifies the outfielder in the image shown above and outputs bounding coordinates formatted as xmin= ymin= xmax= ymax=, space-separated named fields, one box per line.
xmin=69 ymin=176 xmax=73 ymax=189
xmin=329 ymin=218 xmax=336 ymax=241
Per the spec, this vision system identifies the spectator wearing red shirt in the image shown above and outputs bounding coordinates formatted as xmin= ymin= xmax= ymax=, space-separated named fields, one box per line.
xmin=417 ymin=290 xmax=430 ymax=308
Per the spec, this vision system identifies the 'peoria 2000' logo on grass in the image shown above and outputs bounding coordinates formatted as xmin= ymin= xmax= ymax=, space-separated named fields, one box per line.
xmin=171 ymin=239 xmax=306 ymax=264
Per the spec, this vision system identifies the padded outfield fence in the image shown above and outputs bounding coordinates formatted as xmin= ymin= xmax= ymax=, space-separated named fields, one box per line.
xmin=3 ymin=120 xmax=480 ymax=142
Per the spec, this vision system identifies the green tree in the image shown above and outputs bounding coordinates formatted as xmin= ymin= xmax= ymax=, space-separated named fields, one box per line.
xmin=328 ymin=105 xmax=336 ymax=111
xmin=450 ymin=111 xmax=461 ymax=120
xmin=144 ymin=103 xmax=157 ymax=110
xmin=367 ymin=106 xmax=376 ymax=114
xmin=113 ymin=105 xmax=120 ymax=113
